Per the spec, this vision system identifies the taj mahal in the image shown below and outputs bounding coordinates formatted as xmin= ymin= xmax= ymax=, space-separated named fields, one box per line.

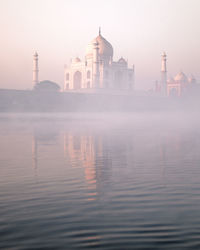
xmin=64 ymin=28 xmax=135 ymax=92
xmin=32 ymin=29 xmax=199 ymax=98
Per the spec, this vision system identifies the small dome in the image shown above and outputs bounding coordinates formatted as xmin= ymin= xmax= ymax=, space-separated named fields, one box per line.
xmin=118 ymin=57 xmax=127 ymax=64
xmin=174 ymin=72 xmax=188 ymax=82
xmin=86 ymin=31 xmax=113 ymax=59
xmin=73 ymin=57 xmax=81 ymax=63
xmin=188 ymin=75 xmax=196 ymax=84
xmin=34 ymin=80 xmax=60 ymax=91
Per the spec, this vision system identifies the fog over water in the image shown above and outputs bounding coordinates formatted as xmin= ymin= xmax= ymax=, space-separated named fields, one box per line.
xmin=1 ymin=112 xmax=200 ymax=249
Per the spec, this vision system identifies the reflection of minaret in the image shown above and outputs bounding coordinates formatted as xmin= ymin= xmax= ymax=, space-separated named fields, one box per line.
xmin=33 ymin=51 xmax=39 ymax=87
xmin=161 ymin=52 xmax=167 ymax=96
xmin=32 ymin=134 xmax=38 ymax=175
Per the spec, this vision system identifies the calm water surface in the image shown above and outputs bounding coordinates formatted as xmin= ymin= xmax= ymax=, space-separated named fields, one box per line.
xmin=1 ymin=113 xmax=200 ymax=250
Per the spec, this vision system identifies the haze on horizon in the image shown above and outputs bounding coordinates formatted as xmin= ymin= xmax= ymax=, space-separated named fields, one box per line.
xmin=0 ymin=0 xmax=200 ymax=90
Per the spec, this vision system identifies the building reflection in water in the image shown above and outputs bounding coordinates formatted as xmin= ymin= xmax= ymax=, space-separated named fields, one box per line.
xmin=64 ymin=133 xmax=100 ymax=201
xmin=31 ymin=120 xmax=200 ymax=198
xmin=63 ymin=130 xmax=135 ymax=201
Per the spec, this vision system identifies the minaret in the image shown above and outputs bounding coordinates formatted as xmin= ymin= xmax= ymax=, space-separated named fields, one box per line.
xmin=93 ymin=41 xmax=100 ymax=88
xmin=161 ymin=52 xmax=167 ymax=96
xmin=33 ymin=51 xmax=39 ymax=86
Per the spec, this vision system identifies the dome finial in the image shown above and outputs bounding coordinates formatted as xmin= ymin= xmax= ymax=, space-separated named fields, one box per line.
xmin=99 ymin=27 xmax=101 ymax=36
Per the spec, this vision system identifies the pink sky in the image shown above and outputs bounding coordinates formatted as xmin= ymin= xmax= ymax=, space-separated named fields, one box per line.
xmin=0 ymin=0 xmax=200 ymax=90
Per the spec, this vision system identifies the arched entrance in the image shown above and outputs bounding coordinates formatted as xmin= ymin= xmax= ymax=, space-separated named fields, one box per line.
xmin=73 ymin=71 xmax=82 ymax=89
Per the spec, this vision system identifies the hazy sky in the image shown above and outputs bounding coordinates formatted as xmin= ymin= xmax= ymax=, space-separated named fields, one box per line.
xmin=1 ymin=0 xmax=200 ymax=90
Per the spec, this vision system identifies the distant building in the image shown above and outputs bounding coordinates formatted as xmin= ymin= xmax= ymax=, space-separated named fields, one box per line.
xmin=156 ymin=53 xmax=198 ymax=97
xmin=167 ymin=72 xmax=196 ymax=97
xmin=64 ymin=28 xmax=135 ymax=92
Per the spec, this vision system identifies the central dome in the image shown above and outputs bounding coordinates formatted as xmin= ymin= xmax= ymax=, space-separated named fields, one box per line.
xmin=86 ymin=30 xmax=113 ymax=59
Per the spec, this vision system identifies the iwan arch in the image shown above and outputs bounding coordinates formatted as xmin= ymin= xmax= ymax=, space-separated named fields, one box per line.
xmin=64 ymin=29 xmax=135 ymax=93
